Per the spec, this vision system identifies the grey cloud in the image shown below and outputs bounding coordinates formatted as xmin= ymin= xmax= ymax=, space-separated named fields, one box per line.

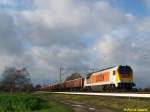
xmin=0 ymin=12 xmax=25 ymax=55
xmin=11 ymin=46 xmax=89 ymax=83
xmin=17 ymin=0 xmax=129 ymax=47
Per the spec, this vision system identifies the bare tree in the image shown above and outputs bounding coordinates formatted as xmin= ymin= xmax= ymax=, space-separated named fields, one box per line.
xmin=65 ymin=72 xmax=82 ymax=81
xmin=0 ymin=67 xmax=32 ymax=93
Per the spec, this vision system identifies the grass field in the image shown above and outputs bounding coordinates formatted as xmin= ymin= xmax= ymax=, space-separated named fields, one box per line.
xmin=0 ymin=93 xmax=73 ymax=112
xmin=36 ymin=93 xmax=150 ymax=112
xmin=1 ymin=93 xmax=149 ymax=112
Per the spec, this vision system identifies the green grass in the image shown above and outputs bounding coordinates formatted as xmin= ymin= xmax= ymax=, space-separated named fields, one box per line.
xmin=36 ymin=93 xmax=150 ymax=112
xmin=0 ymin=93 xmax=73 ymax=112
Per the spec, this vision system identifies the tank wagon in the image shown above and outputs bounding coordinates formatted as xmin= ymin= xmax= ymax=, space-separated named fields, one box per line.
xmin=40 ymin=65 xmax=135 ymax=92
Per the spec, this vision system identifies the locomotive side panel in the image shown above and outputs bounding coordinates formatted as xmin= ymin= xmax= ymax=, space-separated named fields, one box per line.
xmin=90 ymin=72 xmax=110 ymax=84
xmin=84 ymin=67 xmax=119 ymax=91
xmin=86 ymin=67 xmax=116 ymax=87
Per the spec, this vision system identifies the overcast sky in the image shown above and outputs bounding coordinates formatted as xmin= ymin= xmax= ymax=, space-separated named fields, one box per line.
xmin=0 ymin=0 xmax=150 ymax=88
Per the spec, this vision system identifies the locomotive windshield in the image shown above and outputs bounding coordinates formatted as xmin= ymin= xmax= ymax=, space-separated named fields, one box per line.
xmin=118 ymin=66 xmax=132 ymax=74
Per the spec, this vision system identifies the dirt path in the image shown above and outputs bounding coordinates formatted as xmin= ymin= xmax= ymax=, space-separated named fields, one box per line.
xmin=60 ymin=100 xmax=113 ymax=112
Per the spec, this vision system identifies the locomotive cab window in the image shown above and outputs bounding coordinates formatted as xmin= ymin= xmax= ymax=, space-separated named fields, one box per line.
xmin=118 ymin=66 xmax=132 ymax=74
xmin=113 ymin=70 xmax=115 ymax=75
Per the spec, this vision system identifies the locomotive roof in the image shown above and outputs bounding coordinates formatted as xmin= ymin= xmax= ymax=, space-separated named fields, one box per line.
xmin=86 ymin=65 xmax=131 ymax=78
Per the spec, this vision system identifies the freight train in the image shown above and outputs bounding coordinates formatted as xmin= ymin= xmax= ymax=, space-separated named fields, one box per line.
xmin=40 ymin=65 xmax=135 ymax=92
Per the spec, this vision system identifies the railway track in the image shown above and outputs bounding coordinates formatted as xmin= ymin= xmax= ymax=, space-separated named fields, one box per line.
xmin=37 ymin=91 xmax=150 ymax=98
